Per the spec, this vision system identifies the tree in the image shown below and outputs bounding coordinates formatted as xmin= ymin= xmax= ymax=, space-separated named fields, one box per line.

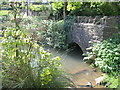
xmin=63 ymin=0 xmax=67 ymax=19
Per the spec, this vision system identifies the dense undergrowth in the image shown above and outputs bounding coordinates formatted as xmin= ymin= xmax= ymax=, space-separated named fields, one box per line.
xmin=83 ymin=35 xmax=120 ymax=88
xmin=36 ymin=19 xmax=66 ymax=49
xmin=0 ymin=3 xmax=74 ymax=88
xmin=21 ymin=16 xmax=67 ymax=49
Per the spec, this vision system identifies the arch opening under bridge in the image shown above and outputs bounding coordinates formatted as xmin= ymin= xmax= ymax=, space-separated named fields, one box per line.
xmin=68 ymin=42 xmax=83 ymax=59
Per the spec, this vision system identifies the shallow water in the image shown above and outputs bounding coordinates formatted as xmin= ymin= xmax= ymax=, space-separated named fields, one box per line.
xmin=49 ymin=46 xmax=104 ymax=88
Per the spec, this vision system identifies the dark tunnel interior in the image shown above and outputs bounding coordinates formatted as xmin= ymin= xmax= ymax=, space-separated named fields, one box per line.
xmin=68 ymin=43 xmax=83 ymax=59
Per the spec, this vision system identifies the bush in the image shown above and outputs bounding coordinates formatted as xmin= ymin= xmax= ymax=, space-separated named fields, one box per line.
xmin=1 ymin=3 xmax=74 ymax=88
xmin=1 ymin=22 xmax=74 ymax=88
xmin=27 ymin=16 xmax=76 ymax=49
xmin=83 ymin=35 xmax=120 ymax=88
xmin=36 ymin=20 xmax=67 ymax=49
xmin=14 ymin=16 xmax=67 ymax=49
xmin=30 ymin=5 xmax=49 ymax=12
xmin=84 ymin=36 xmax=120 ymax=74
xmin=1 ymin=25 xmax=69 ymax=88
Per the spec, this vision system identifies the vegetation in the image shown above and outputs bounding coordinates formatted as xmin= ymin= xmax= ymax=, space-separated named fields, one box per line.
xmin=1 ymin=2 xmax=74 ymax=88
xmin=83 ymin=35 xmax=120 ymax=88
xmin=0 ymin=0 xmax=120 ymax=89
xmin=19 ymin=16 xmax=67 ymax=49
xmin=52 ymin=2 xmax=120 ymax=19
xmin=36 ymin=20 xmax=67 ymax=49
xmin=0 ymin=10 xmax=10 ymax=16
xmin=30 ymin=5 xmax=49 ymax=12
xmin=26 ymin=15 xmax=76 ymax=49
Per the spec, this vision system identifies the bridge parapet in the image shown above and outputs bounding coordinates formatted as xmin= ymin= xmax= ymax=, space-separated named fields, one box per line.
xmin=67 ymin=16 xmax=120 ymax=53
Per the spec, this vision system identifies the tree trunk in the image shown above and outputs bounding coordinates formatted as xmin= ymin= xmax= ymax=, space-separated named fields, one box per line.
xmin=63 ymin=0 xmax=67 ymax=19
xmin=27 ymin=0 xmax=29 ymax=16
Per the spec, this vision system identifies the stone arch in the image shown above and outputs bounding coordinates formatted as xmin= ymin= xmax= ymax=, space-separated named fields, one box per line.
xmin=67 ymin=16 xmax=120 ymax=54
xmin=68 ymin=42 xmax=83 ymax=59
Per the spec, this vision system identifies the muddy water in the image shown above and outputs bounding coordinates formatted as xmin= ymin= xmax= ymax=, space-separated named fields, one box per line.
xmin=49 ymin=44 xmax=104 ymax=88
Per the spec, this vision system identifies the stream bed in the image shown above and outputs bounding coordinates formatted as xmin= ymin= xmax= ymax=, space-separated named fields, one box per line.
xmin=49 ymin=46 xmax=105 ymax=88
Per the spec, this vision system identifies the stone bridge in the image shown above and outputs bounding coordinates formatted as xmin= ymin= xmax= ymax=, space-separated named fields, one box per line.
xmin=67 ymin=16 xmax=120 ymax=53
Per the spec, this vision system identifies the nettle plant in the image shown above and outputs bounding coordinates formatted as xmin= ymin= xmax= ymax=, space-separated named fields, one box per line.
xmin=1 ymin=2 xmax=73 ymax=88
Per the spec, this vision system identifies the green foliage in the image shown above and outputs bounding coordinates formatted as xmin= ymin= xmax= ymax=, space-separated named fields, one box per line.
xmin=83 ymin=35 xmax=120 ymax=88
xmin=1 ymin=3 xmax=73 ymax=88
xmin=95 ymin=38 xmax=119 ymax=75
xmin=0 ymin=10 xmax=10 ymax=16
xmin=67 ymin=2 xmax=83 ymax=11
xmin=86 ymin=2 xmax=120 ymax=16
xmin=0 ymin=14 xmax=11 ymax=31
xmin=30 ymin=5 xmax=49 ymax=12
xmin=22 ymin=16 xmax=66 ymax=49
xmin=84 ymin=36 xmax=120 ymax=75
xmin=51 ymin=2 xmax=120 ymax=18
xmin=52 ymin=20 xmax=66 ymax=49
xmin=64 ymin=16 xmax=76 ymax=32
xmin=36 ymin=19 xmax=67 ymax=49
xmin=101 ymin=75 xmax=119 ymax=88
xmin=28 ymin=16 xmax=76 ymax=49
xmin=1 ymin=26 xmax=69 ymax=88
xmin=52 ymin=2 xmax=63 ymax=11
xmin=51 ymin=2 xmax=64 ymax=20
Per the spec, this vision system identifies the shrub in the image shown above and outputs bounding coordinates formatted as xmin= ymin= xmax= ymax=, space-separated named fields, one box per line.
xmin=1 ymin=3 xmax=74 ymax=88
xmin=14 ymin=16 xmax=67 ymax=49
xmin=1 ymin=24 xmax=70 ymax=88
xmin=0 ymin=10 xmax=10 ymax=16
xmin=36 ymin=20 xmax=67 ymax=49
xmin=30 ymin=5 xmax=49 ymax=12
xmin=83 ymin=35 xmax=120 ymax=88
xmin=84 ymin=36 xmax=120 ymax=74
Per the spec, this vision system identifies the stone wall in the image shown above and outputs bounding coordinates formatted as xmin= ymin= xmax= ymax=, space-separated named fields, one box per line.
xmin=67 ymin=16 xmax=120 ymax=53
